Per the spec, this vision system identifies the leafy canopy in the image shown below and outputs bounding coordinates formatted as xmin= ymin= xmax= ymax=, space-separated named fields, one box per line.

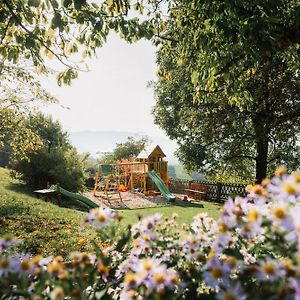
xmin=0 ymin=0 xmax=156 ymax=85
xmin=154 ymin=0 xmax=300 ymax=106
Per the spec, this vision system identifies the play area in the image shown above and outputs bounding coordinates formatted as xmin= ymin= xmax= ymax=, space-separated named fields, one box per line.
xmin=88 ymin=145 xmax=176 ymax=208
xmin=34 ymin=145 xmax=177 ymax=210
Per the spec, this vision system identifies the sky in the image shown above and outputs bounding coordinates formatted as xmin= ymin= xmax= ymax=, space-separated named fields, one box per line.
xmin=41 ymin=32 xmax=166 ymax=138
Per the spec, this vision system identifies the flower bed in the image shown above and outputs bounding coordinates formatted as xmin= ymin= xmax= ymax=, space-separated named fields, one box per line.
xmin=1 ymin=167 xmax=300 ymax=299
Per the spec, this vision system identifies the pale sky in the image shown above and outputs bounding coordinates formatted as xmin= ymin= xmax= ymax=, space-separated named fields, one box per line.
xmin=41 ymin=32 xmax=166 ymax=137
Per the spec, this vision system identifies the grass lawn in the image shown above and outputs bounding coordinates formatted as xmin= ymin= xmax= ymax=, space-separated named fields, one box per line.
xmin=119 ymin=201 xmax=221 ymax=225
xmin=0 ymin=167 xmax=222 ymax=256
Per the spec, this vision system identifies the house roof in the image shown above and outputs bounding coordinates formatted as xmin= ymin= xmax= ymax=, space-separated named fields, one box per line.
xmin=137 ymin=145 xmax=166 ymax=159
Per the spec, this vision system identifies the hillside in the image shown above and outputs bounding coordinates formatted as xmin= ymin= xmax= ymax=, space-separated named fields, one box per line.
xmin=0 ymin=168 xmax=97 ymax=257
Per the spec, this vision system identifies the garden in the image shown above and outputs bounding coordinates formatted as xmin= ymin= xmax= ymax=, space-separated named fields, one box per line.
xmin=1 ymin=0 xmax=300 ymax=299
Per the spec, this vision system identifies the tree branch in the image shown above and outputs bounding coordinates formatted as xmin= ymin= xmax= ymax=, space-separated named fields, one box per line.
xmin=224 ymin=155 xmax=256 ymax=161
xmin=3 ymin=0 xmax=86 ymax=72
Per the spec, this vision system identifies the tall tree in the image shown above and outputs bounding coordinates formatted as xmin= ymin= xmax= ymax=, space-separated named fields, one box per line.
xmin=149 ymin=0 xmax=300 ymax=182
xmin=153 ymin=53 xmax=300 ymax=182
xmin=151 ymin=0 xmax=300 ymax=106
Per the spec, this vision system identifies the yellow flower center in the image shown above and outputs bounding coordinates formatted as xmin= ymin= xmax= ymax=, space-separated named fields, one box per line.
xmin=97 ymin=214 xmax=106 ymax=223
xmin=143 ymin=234 xmax=150 ymax=241
xmin=127 ymin=290 xmax=137 ymax=299
xmin=211 ymin=267 xmax=223 ymax=279
xmin=218 ymin=223 xmax=228 ymax=233
xmin=273 ymin=207 xmax=286 ymax=219
xmin=251 ymin=185 xmax=263 ymax=195
xmin=171 ymin=275 xmax=179 ymax=285
xmin=190 ymin=237 xmax=197 ymax=244
xmin=223 ymin=292 xmax=236 ymax=300
xmin=154 ymin=273 xmax=165 ymax=284
xmin=0 ymin=259 xmax=9 ymax=269
xmin=143 ymin=260 xmax=153 ymax=271
xmin=21 ymin=260 xmax=31 ymax=271
xmin=293 ymin=173 xmax=300 ymax=183
xmin=283 ymin=183 xmax=297 ymax=195
xmin=97 ymin=263 xmax=109 ymax=275
xmin=248 ymin=209 xmax=259 ymax=222
xmin=263 ymin=263 xmax=276 ymax=275
xmin=275 ymin=166 xmax=287 ymax=176
xmin=124 ymin=273 xmax=136 ymax=285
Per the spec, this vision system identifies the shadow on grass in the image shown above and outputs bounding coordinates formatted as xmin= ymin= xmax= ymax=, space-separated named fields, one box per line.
xmin=5 ymin=182 xmax=34 ymax=196
xmin=0 ymin=202 xmax=30 ymax=217
xmin=5 ymin=182 xmax=90 ymax=213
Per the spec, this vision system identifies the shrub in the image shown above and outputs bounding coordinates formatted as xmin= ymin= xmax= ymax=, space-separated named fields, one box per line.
xmin=2 ymin=167 xmax=300 ymax=299
xmin=10 ymin=113 xmax=85 ymax=192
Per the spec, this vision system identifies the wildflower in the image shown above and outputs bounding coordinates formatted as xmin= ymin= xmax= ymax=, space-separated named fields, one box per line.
xmin=0 ymin=256 xmax=11 ymax=276
xmin=49 ymin=286 xmax=64 ymax=300
xmin=0 ymin=236 xmax=21 ymax=252
xmin=217 ymin=284 xmax=246 ymax=300
xmin=97 ymin=262 xmax=109 ymax=281
xmin=203 ymin=257 xmax=230 ymax=290
xmin=84 ymin=207 xmax=116 ymax=228
xmin=256 ymin=258 xmax=284 ymax=281
xmin=78 ymin=238 xmax=85 ymax=246
xmin=120 ymin=289 xmax=138 ymax=300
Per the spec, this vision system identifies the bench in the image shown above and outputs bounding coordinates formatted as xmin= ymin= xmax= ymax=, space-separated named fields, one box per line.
xmin=185 ymin=182 xmax=209 ymax=200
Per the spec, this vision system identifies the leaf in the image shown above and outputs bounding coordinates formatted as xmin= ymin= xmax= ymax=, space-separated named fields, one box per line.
xmin=115 ymin=230 xmax=131 ymax=252
xmin=62 ymin=0 xmax=72 ymax=7
xmin=191 ymin=71 xmax=199 ymax=84
xmin=74 ymin=0 xmax=87 ymax=9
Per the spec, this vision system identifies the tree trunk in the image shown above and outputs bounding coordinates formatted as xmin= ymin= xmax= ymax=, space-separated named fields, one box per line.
xmin=253 ymin=117 xmax=269 ymax=183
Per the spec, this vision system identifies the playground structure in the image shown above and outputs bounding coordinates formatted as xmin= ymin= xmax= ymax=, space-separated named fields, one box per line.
xmin=93 ymin=145 xmax=175 ymax=202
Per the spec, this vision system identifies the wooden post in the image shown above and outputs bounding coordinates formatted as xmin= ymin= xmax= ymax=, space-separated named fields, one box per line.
xmin=143 ymin=163 xmax=146 ymax=193
xmin=216 ymin=183 xmax=222 ymax=202
xmin=130 ymin=172 xmax=134 ymax=190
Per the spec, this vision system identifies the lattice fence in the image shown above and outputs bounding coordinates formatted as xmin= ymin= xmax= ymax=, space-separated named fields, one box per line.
xmin=169 ymin=178 xmax=249 ymax=203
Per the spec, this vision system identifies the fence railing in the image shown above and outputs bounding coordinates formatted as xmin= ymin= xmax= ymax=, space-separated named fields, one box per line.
xmin=169 ymin=178 xmax=249 ymax=203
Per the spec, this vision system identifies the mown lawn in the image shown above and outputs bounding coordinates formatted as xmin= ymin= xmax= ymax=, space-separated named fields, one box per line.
xmin=0 ymin=167 xmax=221 ymax=256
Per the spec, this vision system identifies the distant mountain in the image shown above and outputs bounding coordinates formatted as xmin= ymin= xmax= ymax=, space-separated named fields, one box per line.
xmin=69 ymin=130 xmax=179 ymax=164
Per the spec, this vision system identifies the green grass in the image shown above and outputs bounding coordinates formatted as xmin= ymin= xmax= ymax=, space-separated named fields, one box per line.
xmin=119 ymin=201 xmax=221 ymax=225
xmin=0 ymin=167 xmax=221 ymax=256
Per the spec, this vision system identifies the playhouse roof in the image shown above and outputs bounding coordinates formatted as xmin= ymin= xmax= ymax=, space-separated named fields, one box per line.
xmin=137 ymin=145 xmax=166 ymax=159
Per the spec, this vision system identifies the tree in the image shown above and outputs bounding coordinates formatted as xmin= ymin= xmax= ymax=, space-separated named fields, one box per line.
xmin=98 ymin=136 xmax=149 ymax=163
xmin=0 ymin=0 xmax=155 ymax=85
xmin=152 ymin=0 xmax=300 ymax=106
xmin=153 ymin=52 xmax=300 ymax=182
xmin=11 ymin=113 xmax=85 ymax=191
xmin=150 ymin=0 xmax=300 ymax=182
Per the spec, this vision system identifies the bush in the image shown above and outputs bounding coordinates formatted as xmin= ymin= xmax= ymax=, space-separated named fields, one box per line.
xmin=2 ymin=167 xmax=300 ymax=299
xmin=10 ymin=113 xmax=85 ymax=192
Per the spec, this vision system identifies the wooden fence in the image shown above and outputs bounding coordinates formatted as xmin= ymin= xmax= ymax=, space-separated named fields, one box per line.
xmin=169 ymin=178 xmax=248 ymax=203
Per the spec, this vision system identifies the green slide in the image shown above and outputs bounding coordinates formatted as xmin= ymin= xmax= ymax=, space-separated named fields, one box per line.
xmin=49 ymin=185 xmax=99 ymax=209
xmin=148 ymin=170 xmax=176 ymax=202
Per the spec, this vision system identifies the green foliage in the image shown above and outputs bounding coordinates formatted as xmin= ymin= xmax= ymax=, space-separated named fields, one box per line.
xmin=0 ymin=108 xmax=42 ymax=162
xmin=10 ymin=113 xmax=85 ymax=192
xmin=152 ymin=0 xmax=300 ymax=106
xmin=0 ymin=0 xmax=155 ymax=85
xmin=153 ymin=35 xmax=300 ymax=182
xmin=98 ymin=136 xmax=149 ymax=163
